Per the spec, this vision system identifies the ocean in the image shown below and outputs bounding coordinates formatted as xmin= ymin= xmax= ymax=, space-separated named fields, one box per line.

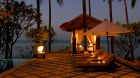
xmin=0 ymin=38 xmax=140 ymax=59
xmin=10 ymin=39 xmax=70 ymax=58
xmin=1 ymin=38 xmax=140 ymax=73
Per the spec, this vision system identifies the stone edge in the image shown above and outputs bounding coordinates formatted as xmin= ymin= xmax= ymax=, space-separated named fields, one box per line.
xmin=0 ymin=59 xmax=35 ymax=78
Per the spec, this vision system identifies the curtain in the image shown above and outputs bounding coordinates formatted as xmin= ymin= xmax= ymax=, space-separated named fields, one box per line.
xmin=71 ymin=29 xmax=84 ymax=53
xmin=76 ymin=29 xmax=84 ymax=52
xmin=87 ymin=34 xmax=96 ymax=51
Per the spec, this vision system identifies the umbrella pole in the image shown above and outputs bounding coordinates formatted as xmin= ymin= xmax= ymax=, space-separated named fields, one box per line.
xmin=106 ymin=32 xmax=109 ymax=52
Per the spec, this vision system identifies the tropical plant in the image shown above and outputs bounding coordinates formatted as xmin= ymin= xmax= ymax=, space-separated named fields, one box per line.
xmin=48 ymin=0 xmax=51 ymax=51
xmin=103 ymin=0 xmax=137 ymax=24
xmin=25 ymin=26 xmax=56 ymax=49
xmin=88 ymin=0 xmax=91 ymax=16
xmin=103 ymin=0 xmax=137 ymax=54
xmin=0 ymin=1 xmax=36 ymax=59
xmin=36 ymin=0 xmax=42 ymax=29
xmin=25 ymin=27 xmax=49 ymax=43
xmin=35 ymin=0 xmax=63 ymax=51
xmin=119 ymin=0 xmax=137 ymax=24
xmin=115 ymin=22 xmax=140 ymax=59
xmin=117 ymin=0 xmax=137 ymax=59
xmin=48 ymin=0 xmax=63 ymax=51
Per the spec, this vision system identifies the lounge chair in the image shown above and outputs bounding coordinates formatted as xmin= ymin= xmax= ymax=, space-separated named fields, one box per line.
xmin=72 ymin=50 xmax=116 ymax=68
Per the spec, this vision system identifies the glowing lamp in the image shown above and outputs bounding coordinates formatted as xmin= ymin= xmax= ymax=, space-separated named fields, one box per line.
xmin=97 ymin=56 xmax=101 ymax=60
xmin=98 ymin=61 xmax=101 ymax=63
xmin=102 ymin=61 xmax=106 ymax=63
xmin=37 ymin=46 xmax=44 ymax=54
xmin=79 ymin=45 xmax=84 ymax=51
xmin=87 ymin=44 xmax=93 ymax=51
xmin=91 ymin=52 xmax=95 ymax=57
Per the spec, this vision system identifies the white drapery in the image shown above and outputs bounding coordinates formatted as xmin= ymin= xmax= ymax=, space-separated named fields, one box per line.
xmin=71 ymin=29 xmax=84 ymax=52
xmin=87 ymin=34 xmax=96 ymax=51
xmin=71 ymin=29 xmax=97 ymax=52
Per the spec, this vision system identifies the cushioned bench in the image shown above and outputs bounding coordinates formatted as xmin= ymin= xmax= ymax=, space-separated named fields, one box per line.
xmin=72 ymin=51 xmax=115 ymax=67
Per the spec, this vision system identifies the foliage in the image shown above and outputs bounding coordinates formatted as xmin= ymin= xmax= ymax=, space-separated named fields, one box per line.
xmin=0 ymin=0 xmax=36 ymax=59
xmin=25 ymin=26 xmax=48 ymax=43
xmin=131 ymin=0 xmax=137 ymax=8
xmin=57 ymin=0 xmax=63 ymax=6
xmin=103 ymin=0 xmax=137 ymax=9
xmin=117 ymin=0 xmax=137 ymax=8
xmin=25 ymin=26 xmax=56 ymax=45
xmin=115 ymin=22 xmax=140 ymax=59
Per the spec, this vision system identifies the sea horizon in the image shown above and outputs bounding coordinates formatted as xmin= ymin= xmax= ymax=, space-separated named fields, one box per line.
xmin=0 ymin=39 xmax=140 ymax=59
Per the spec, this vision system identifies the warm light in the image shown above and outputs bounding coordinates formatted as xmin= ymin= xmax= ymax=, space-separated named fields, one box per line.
xmin=84 ymin=51 xmax=89 ymax=56
xmin=98 ymin=61 xmax=101 ymax=63
xmin=79 ymin=45 xmax=84 ymax=51
xmin=79 ymin=45 xmax=82 ymax=48
xmin=93 ymin=35 xmax=96 ymax=43
xmin=91 ymin=52 xmax=95 ymax=57
xmin=98 ymin=56 xmax=101 ymax=60
xmin=102 ymin=61 xmax=106 ymax=63
xmin=87 ymin=44 xmax=93 ymax=51
xmin=37 ymin=46 xmax=44 ymax=54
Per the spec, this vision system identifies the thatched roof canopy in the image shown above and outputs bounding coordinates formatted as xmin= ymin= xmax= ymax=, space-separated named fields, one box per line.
xmin=60 ymin=14 xmax=102 ymax=32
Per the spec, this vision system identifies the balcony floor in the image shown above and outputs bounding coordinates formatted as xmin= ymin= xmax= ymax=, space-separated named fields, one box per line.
xmin=0 ymin=52 xmax=140 ymax=78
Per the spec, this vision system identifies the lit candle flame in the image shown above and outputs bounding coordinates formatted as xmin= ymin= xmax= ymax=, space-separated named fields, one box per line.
xmin=98 ymin=56 xmax=101 ymax=60
xmin=98 ymin=61 xmax=101 ymax=63
xmin=102 ymin=61 xmax=105 ymax=63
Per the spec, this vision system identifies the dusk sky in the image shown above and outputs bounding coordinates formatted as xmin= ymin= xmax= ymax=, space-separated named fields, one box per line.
xmin=22 ymin=0 xmax=140 ymax=41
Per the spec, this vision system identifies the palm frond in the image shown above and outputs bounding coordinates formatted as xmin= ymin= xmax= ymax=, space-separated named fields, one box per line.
xmin=57 ymin=0 xmax=63 ymax=6
xmin=131 ymin=0 xmax=137 ymax=8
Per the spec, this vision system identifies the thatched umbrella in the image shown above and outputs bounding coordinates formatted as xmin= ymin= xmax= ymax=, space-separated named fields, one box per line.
xmin=60 ymin=14 xmax=102 ymax=32
xmin=59 ymin=14 xmax=102 ymax=53
xmin=85 ymin=21 xmax=131 ymax=52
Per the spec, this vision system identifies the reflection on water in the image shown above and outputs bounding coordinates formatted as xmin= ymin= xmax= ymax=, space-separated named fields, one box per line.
xmin=0 ymin=59 xmax=30 ymax=73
